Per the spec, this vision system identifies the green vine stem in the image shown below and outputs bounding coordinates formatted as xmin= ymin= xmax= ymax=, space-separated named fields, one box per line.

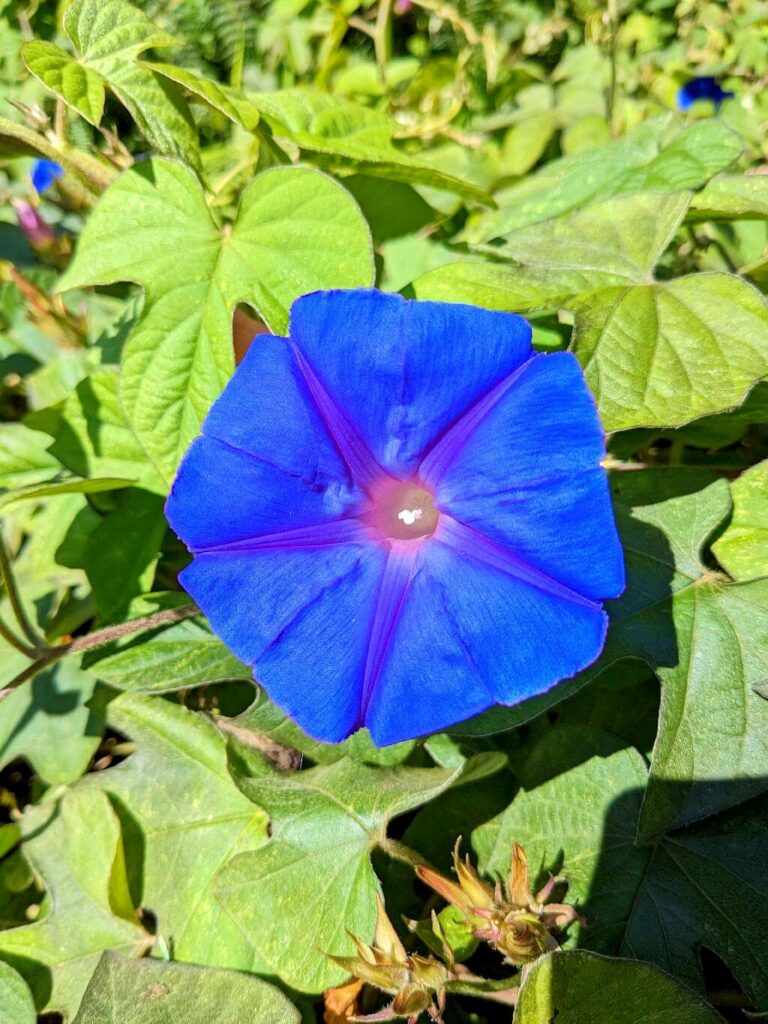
xmin=0 ymin=603 xmax=200 ymax=699
xmin=0 ymin=531 xmax=46 ymax=652
xmin=0 ymin=115 xmax=116 ymax=197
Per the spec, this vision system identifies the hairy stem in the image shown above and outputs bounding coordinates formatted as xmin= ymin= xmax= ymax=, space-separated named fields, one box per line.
xmin=378 ymin=837 xmax=430 ymax=869
xmin=54 ymin=97 xmax=68 ymax=145
xmin=374 ymin=0 xmax=394 ymax=83
xmin=607 ymin=0 xmax=620 ymax=135
xmin=0 ymin=603 xmax=200 ymax=698
xmin=0 ymin=115 xmax=115 ymax=196
xmin=0 ymin=612 xmax=39 ymax=659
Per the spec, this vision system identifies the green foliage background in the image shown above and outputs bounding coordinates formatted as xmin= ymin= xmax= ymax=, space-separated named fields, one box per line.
xmin=0 ymin=0 xmax=767 ymax=1021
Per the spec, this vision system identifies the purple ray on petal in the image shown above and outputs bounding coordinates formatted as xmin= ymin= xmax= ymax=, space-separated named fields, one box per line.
xmin=359 ymin=543 xmax=420 ymax=719
xmin=418 ymin=359 xmax=532 ymax=487
xmin=290 ymin=342 xmax=386 ymax=492
xmin=438 ymin=515 xmax=601 ymax=611
xmin=288 ymin=290 xmax=533 ymax=477
xmin=191 ymin=516 xmax=371 ymax=555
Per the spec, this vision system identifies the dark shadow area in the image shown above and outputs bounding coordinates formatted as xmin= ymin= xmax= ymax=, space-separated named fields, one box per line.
xmin=575 ymin=778 xmax=768 ymax=1020
xmin=55 ymin=487 xmax=168 ymax=623
xmin=107 ymin=793 xmax=146 ymax=912
xmin=0 ymin=221 xmax=35 ymax=267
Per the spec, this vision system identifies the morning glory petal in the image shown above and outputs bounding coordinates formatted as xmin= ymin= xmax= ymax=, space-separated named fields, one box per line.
xmin=365 ymin=537 xmax=608 ymax=746
xmin=424 ymin=352 xmax=625 ymax=601
xmin=203 ymin=332 xmax=357 ymax=487
xmin=165 ymin=334 xmax=365 ymax=550
xmin=289 ymin=289 xmax=533 ymax=477
xmin=166 ymin=435 xmax=364 ymax=552
xmin=180 ymin=543 xmax=385 ymax=742
xmin=676 ymin=77 xmax=734 ymax=112
xmin=31 ymin=158 xmax=63 ymax=194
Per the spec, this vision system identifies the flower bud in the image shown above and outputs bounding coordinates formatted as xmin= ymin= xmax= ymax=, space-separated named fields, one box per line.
xmin=14 ymin=200 xmax=55 ymax=248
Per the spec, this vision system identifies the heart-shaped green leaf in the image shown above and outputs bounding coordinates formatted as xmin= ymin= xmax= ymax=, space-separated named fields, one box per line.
xmin=58 ymin=159 xmax=374 ymax=483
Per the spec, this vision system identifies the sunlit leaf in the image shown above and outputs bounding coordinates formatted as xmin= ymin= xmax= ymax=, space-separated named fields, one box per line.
xmin=573 ymin=274 xmax=768 ymax=432
xmin=414 ymin=191 xmax=690 ymax=310
xmin=0 ymin=423 xmax=60 ymax=491
xmin=73 ymin=953 xmax=299 ymax=1024
xmin=58 ymin=159 xmax=374 ymax=482
xmin=0 ymin=962 xmax=35 ymax=1024
xmin=689 ymin=173 xmax=768 ymax=221
xmin=713 ymin=459 xmax=768 ymax=580
xmin=88 ymin=694 xmax=271 ymax=973
xmin=467 ymin=116 xmax=741 ymax=241
xmin=0 ymin=659 xmax=103 ymax=785
xmin=0 ymin=789 xmax=147 ymax=1017
xmin=22 ymin=0 xmax=199 ymax=168
xmin=91 ymin=614 xmax=248 ymax=692
xmin=215 ymin=748 xmax=505 ymax=992
xmin=249 ymin=88 xmax=492 ymax=203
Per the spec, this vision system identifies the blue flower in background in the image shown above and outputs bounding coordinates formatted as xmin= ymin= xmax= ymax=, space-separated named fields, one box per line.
xmin=31 ymin=159 xmax=63 ymax=194
xmin=676 ymin=77 xmax=734 ymax=112
xmin=166 ymin=290 xmax=625 ymax=745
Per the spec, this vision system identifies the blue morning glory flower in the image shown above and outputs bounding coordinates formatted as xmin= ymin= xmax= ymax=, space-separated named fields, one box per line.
xmin=31 ymin=159 xmax=63 ymax=194
xmin=676 ymin=77 xmax=734 ymax=112
xmin=166 ymin=290 xmax=625 ymax=746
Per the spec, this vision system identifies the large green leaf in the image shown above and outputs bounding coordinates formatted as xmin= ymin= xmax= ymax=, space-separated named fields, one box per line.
xmin=87 ymin=694 xmax=270 ymax=973
xmin=0 ymin=423 xmax=60 ymax=490
xmin=418 ymin=199 xmax=768 ymax=433
xmin=215 ymin=748 xmax=505 ymax=992
xmin=0 ymin=788 xmax=147 ymax=1017
xmin=689 ymin=173 xmax=768 ymax=221
xmin=414 ymin=191 xmax=691 ymax=311
xmin=90 ymin=615 xmax=249 ymax=692
xmin=147 ymin=62 xmax=261 ymax=131
xmin=595 ymin=471 xmax=768 ymax=836
xmin=475 ymin=732 xmax=768 ymax=1009
xmin=514 ymin=951 xmax=722 ymax=1024
xmin=22 ymin=0 xmax=199 ymax=168
xmin=573 ymin=274 xmax=768 ymax=432
xmin=0 ymin=962 xmax=35 ymax=1024
xmin=712 ymin=459 xmax=768 ymax=580
xmin=466 ymin=116 xmax=741 ymax=242
xmin=73 ymin=954 xmax=299 ymax=1024
xmin=0 ymin=658 xmax=103 ymax=785
xmin=58 ymin=159 xmax=374 ymax=483
xmin=248 ymin=88 xmax=491 ymax=203
xmin=34 ymin=370 xmax=164 ymax=493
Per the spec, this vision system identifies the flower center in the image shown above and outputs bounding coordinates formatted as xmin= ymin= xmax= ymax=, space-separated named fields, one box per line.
xmin=368 ymin=481 xmax=440 ymax=541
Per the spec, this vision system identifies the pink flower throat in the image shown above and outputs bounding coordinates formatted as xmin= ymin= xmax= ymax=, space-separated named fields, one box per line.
xmin=366 ymin=479 xmax=440 ymax=541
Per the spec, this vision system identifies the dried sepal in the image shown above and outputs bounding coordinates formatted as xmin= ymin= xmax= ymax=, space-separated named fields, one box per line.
xmin=415 ymin=840 xmax=577 ymax=966
xmin=327 ymin=896 xmax=449 ymax=1023
xmin=506 ymin=842 xmax=533 ymax=908
xmin=324 ymin=978 xmax=365 ymax=1024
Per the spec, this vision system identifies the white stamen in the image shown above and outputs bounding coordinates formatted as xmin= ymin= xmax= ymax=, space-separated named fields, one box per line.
xmin=397 ymin=507 xmax=424 ymax=527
